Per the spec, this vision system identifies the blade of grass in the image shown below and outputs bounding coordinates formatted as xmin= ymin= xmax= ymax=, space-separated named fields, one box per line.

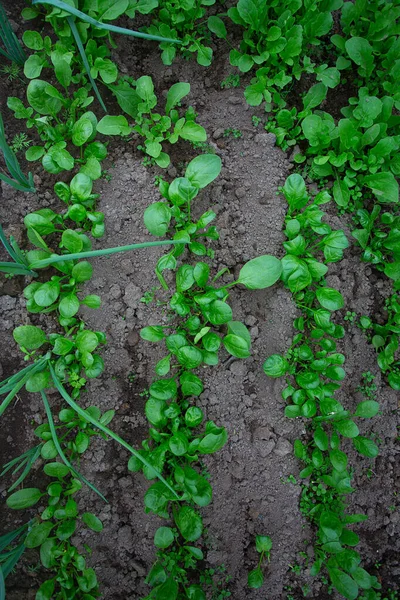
xmin=49 ymin=364 xmax=180 ymax=499
xmin=29 ymin=239 xmax=183 ymax=269
xmin=41 ymin=390 xmax=108 ymax=502
xmin=67 ymin=16 xmax=107 ymax=113
xmin=0 ymin=357 xmax=49 ymax=395
xmin=0 ymin=360 xmax=49 ymax=417
xmin=33 ymin=0 xmax=181 ymax=44
xmin=6 ymin=446 xmax=42 ymax=493
xmin=0 ymin=523 xmax=29 ymax=554
xmin=0 ymin=2 xmax=26 ymax=65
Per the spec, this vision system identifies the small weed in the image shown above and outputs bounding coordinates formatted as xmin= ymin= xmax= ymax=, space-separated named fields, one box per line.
xmin=223 ymin=128 xmax=242 ymax=139
xmin=344 ymin=310 xmax=357 ymax=323
xmin=289 ymin=563 xmax=302 ymax=574
xmin=221 ymin=74 xmax=240 ymax=89
xmin=140 ymin=286 xmax=159 ymax=305
xmin=101 ymin=170 xmax=113 ymax=182
xmin=357 ymin=371 xmax=378 ymax=400
xmin=10 ymin=133 xmax=31 ymax=153
xmin=1 ymin=63 xmax=21 ymax=82
xmin=252 ymin=115 xmax=262 ymax=127
xmin=192 ymin=140 xmax=216 ymax=154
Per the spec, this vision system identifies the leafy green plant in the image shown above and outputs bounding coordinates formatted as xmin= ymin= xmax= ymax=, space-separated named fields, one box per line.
xmin=221 ymin=74 xmax=240 ymax=89
xmin=228 ymin=0 xmax=337 ymax=111
xmin=247 ymin=535 xmax=272 ymax=589
xmin=0 ymin=1 xmax=26 ymax=65
xmin=27 ymin=0 xmax=180 ymax=111
xmin=263 ymin=174 xmax=381 ymax=600
xmin=124 ymin=154 xmax=283 ymax=598
xmin=0 ymin=113 xmax=35 ymax=193
xmin=7 ymin=84 xmax=108 ymax=180
xmin=223 ymin=127 xmax=242 ymax=139
xmin=145 ymin=0 xmax=223 ymax=66
xmin=97 ymin=78 xmax=207 ymax=167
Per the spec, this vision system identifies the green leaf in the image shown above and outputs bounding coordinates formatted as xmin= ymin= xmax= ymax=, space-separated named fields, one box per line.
xmin=82 ymin=512 xmax=103 ymax=532
xmin=169 ymin=432 xmax=189 ymax=456
xmin=154 ymin=526 xmax=174 ymax=549
xmin=7 ymin=488 xmax=42 ymax=509
xmin=26 ymin=370 xmax=50 ymax=392
xmin=333 ymin=179 xmax=350 ymax=208
xmin=27 ymin=79 xmax=62 ymax=115
xmin=25 ymin=522 xmax=53 ymax=548
xmin=316 ymin=287 xmax=344 ymax=311
xmin=363 ymin=172 xmax=399 ymax=204
xmin=328 ymin=568 xmax=359 ymax=600
xmin=237 ymin=255 xmax=282 ymax=289
xmin=352 ymin=436 xmax=379 ymax=458
xmin=96 ymin=115 xmax=130 ymax=136
xmin=175 ymin=506 xmax=203 ymax=541
xmin=61 ymin=229 xmax=83 ymax=253
xmin=303 ymin=83 xmax=327 ymax=110
xmin=330 ymin=449 xmax=348 ymax=472
xmin=223 ymin=334 xmax=250 ymax=358
xmin=144 ymin=202 xmax=171 ymax=236
xmin=13 ymin=325 xmax=46 ymax=350
xmin=72 ymin=261 xmax=93 ymax=283
xmin=197 ymin=45 xmax=212 ymax=67
xmin=263 ymin=354 xmax=288 ymax=377
xmin=23 ymin=30 xmax=44 ymax=50
xmin=72 ymin=118 xmax=94 ymax=147
xmin=198 ymin=425 xmax=227 ymax=454
xmin=70 ymin=173 xmax=92 ymax=200
xmin=354 ymin=401 xmax=380 ymax=418
xmin=44 ymin=462 xmax=70 ymax=478
xmin=207 ymin=16 xmax=227 ymax=39
xmin=283 ymin=174 xmax=308 ymax=209
xmin=165 ymin=82 xmax=190 ymax=114
xmin=176 ymin=265 xmax=194 ymax=292
xmin=177 ymin=346 xmax=203 ymax=369
xmin=206 ymin=300 xmax=232 ymax=325
xmin=180 ymin=122 xmax=207 ymax=142
xmin=345 ymin=37 xmax=373 ymax=74
xmin=75 ymin=331 xmax=99 ymax=353
xmin=59 ymin=294 xmax=80 ymax=318
xmin=140 ymin=326 xmax=165 ymax=342
xmin=248 ymin=568 xmax=264 ymax=589
xmin=185 ymin=154 xmax=221 ymax=189
xmin=255 ymin=535 xmax=272 ymax=553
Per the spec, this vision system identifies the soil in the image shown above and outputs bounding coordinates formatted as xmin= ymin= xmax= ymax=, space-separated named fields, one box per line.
xmin=0 ymin=4 xmax=399 ymax=600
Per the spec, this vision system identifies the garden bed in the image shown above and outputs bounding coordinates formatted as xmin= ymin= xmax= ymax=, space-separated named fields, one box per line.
xmin=0 ymin=1 xmax=399 ymax=599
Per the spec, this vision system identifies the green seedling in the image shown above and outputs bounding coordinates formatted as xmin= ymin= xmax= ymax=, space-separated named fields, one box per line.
xmin=145 ymin=0 xmax=223 ymax=67
xmin=96 ymin=78 xmax=206 ymax=168
xmin=10 ymin=133 xmax=31 ymax=153
xmin=1 ymin=62 xmax=22 ymax=82
xmin=248 ymin=535 xmax=272 ymax=589
xmin=223 ymin=128 xmax=242 ymax=139
xmin=221 ymin=74 xmax=240 ymax=89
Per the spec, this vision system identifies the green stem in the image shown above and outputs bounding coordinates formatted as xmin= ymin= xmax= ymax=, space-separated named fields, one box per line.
xmin=29 ymin=240 xmax=184 ymax=269
xmin=49 ymin=364 xmax=180 ymax=499
xmin=41 ymin=390 xmax=107 ymax=502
